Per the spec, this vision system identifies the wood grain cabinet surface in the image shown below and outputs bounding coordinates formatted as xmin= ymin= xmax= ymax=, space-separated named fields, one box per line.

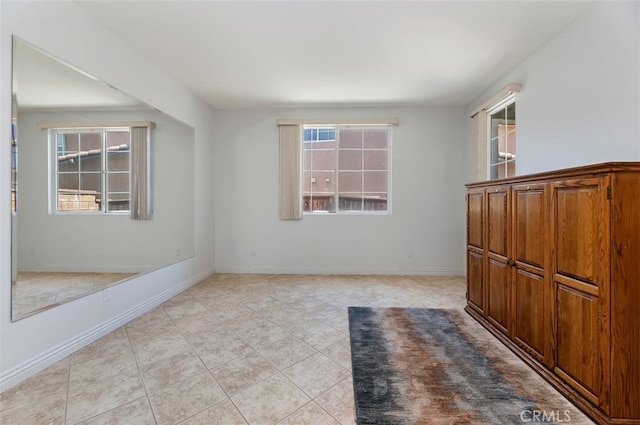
xmin=465 ymin=162 xmax=640 ymax=425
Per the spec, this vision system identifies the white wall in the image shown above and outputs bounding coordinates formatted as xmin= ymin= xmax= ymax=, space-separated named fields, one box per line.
xmin=16 ymin=109 xmax=195 ymax=273
xmin=0 ymin=1 xmax=215 ymax=390
xmin=214 ymin=107 xmax=467 ymax=275
xmin=467 ymin=0 xmax=640 ymax=178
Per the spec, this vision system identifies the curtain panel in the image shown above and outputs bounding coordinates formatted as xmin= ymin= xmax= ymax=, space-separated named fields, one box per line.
xmin=130 ymin=126 xmax=151 ymax=220
xmin=279 ymin=124 xmax=302 ymax=220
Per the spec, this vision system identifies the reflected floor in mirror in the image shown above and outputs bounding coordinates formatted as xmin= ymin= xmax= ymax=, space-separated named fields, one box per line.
xmin=11 ymin=272 xmax=136 ymax=320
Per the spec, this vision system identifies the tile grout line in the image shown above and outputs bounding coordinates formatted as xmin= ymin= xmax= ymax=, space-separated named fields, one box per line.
xmin=124 ymin=313 xmax=160 ymax=425
xmin=63 ymin=356 xmax=71 ymax=425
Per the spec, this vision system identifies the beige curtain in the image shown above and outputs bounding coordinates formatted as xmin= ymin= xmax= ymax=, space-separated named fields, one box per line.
xmin=130 ymin=126 xmax=151 ymax=219
xmin=471 ymin=110 xmax=488 ymax=181
xmin=279 ymin=124 xmax=302 ymax=220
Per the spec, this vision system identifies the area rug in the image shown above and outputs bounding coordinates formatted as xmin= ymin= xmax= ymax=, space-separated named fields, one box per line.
xmin=348 ymin=307 xmax=592 ymax=425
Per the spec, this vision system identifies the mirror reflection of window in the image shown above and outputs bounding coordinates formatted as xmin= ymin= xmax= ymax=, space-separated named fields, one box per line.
xmin=53 ymin=128 xmax=131 ymax=213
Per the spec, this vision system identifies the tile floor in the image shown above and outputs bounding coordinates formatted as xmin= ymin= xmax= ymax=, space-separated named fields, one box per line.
xmin=12 ymin=272 xmax=136 ymax=320
xmin=0 ymin=273 xmax=468 ymax=425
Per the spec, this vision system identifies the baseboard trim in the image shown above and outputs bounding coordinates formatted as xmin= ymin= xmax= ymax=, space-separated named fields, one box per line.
xmin=0 ymin=268 xmax=214 ymax=392
xmin=214 ymin=266 xmax=464 ymax=276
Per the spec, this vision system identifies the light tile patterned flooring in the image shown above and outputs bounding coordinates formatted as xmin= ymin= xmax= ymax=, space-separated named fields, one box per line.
xmin=1 ymin=273 xmax=466 ymax=425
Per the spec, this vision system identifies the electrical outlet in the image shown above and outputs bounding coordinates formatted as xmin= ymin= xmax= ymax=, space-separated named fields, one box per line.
xmin=103 ymin=288 xmax=111 ymax=303
xmin=176 ymin=248 xmax=182 ymax=257
xmin=250 ymin=249 xmax=257 ymax=257
xmin=408 ymin=248 xmax=414 ymax=258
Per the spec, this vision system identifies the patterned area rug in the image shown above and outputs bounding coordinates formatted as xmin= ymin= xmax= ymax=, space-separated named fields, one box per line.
xmin=348 ymin=307 xmax=594 ymax=425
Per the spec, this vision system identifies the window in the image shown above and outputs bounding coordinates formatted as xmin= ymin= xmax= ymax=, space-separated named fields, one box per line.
xmin=303 ymin=127 xmax=336 ymax=142
xmin=303 ymin=125 xmax=390 ymax=213
xmin=52 ymin=127 xmax=130 ymax=213
xmin=487 ymin=95 xmax=516 ymax=179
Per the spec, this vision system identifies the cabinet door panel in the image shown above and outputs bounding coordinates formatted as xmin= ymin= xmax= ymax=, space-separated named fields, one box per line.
xmin=467 ymin=191 xmax=484 ymax=249
xmin=513 ymin=184 xmax=545 ymax=269
xmin=467 ymin=250 xmax=484 ymax=312
xmin=488 ymin=259 xmax=510 ymax=332
xmin=553 ymin=179 xmax=609 ymax=287
xmin=515 ymin=270 xmax=545 ymax=361
xmin=487 ymin=188 xmax=509 ymax=258
xmin=555 ymin=284 xmax=603 ymax=404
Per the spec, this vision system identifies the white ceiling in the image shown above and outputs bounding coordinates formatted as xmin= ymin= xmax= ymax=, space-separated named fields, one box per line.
xmin=70 ymin=1 xmax=596 ymax=109
xmin=13 ymin=37 xmax=145 ymax=112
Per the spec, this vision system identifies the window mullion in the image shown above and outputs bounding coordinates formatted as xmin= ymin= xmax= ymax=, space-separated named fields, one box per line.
xmin=102 ymin=130 xmax=107 ymax=213
xmin=310 ymin=141 xmax=314 ymax=211
xmin=360 ymin=130 xmax=365 ymax=212
xmin=77 ymin=133 xmax=82 ymax=211
xmin=54 ymin=131 xmax=61 ymax=213
xmin=334 ymin=128 xmax=340 ymax=213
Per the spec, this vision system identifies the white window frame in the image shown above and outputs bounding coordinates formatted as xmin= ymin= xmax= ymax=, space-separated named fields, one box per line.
xmin=302 ymin=124 xmax=392 ymax=215
xmin=486 ymin=93 xmax=516 ymax=180
xmin=49 ymin=127 xmax=131 ymax=214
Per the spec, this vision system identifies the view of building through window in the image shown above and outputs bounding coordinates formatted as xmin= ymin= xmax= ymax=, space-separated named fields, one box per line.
xmin=488 ymin=98 xmax=516 ymax=179
xmin=53 ymin=128 xmax=130 ymax=213
xmin=303 ymin=126 xmax=390 ymax=213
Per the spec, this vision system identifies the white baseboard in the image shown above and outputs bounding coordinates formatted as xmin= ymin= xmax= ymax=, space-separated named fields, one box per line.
xmin=0 ymin=268 xmax=214 ymax=392
xmin=214 ymin=266 xmax=464 ymax=276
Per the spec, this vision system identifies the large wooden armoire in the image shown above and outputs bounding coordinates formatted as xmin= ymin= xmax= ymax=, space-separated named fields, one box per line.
xmin=465 ymin=162 xmax=640 ymax=425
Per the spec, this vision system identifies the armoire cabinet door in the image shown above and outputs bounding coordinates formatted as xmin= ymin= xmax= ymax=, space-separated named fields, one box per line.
xmin=555 ymin=284 xmax=603 ymax=407
xmin=512 ymin=184 xmax=549 ymax=364
xmin=487 ymin=259 xmax=510 ymax=332
xmin=467 ymin=249 xmax=484 ymax=312
xmin=467 ymin=189 xmax=484 ymax=250
xmin=466 ymin=189 xmax=485 ymax=314
xmin=486 ymin=186 xmax=511 ymax=333
xmin=552 ymin=176 xmax=611 ymax=411
xmin=514 ymin=269 xmax=546 ymax=362
xmin=513 ymin=184 xmax=546 ymax=269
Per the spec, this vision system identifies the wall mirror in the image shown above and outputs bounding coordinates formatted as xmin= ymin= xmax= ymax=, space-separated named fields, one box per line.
xmin=11 ymin=36 xmax=196 ymax=321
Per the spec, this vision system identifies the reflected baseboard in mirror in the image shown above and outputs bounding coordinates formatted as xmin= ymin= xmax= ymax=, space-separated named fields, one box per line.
xmin=11 ymin=272 xmax=136 ymax=320
xmin=10 ymin=36 xmax=196 ymax=321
